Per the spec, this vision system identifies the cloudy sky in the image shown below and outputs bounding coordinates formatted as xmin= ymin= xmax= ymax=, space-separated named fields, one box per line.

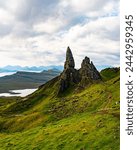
xmin=0 ymin=0 xmax=119 ymax=68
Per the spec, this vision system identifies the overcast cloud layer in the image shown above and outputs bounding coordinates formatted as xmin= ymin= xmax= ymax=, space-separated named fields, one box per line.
xmin=0 ymin=0 xmax=119 ymax=68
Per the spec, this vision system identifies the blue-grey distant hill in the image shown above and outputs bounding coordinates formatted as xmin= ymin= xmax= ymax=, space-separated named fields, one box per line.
xmin=0 ymin=65 xmax=63 ymax=73
xmin=0 ymin=69 xmax=61 ymax=93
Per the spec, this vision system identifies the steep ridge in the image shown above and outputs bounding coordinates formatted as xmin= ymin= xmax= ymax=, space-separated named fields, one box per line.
xmin=0 ymin=47 xmax=120 ymax=150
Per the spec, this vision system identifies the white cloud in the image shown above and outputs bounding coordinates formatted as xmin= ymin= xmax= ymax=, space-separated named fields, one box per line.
xmin=0 ymin=8 xmax=13 ymax=23
xmin=59 ymin=0 xmax=119 ymax=18
xmin=33 ymin=17 xmax=67 ymax=34
xmin=0 ymin=0 xmax=120 ymax=68
xmin=66 ymin=0 xmax=108 ymax=12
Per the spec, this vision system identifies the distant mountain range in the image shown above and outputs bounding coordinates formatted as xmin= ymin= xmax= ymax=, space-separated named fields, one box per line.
xmin=0 ymin=65 xmax=112 ymax=73
xmin=0 ymin=65 xmax=63 ymax=73
xmin=0 ymin=69 xmax=61 ymax=93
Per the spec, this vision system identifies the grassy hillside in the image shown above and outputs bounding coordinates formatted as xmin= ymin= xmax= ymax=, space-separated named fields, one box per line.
xmin=0 ymin=68 xmax=120 ymax=150
xmin=100 ymin=67 xmax=120 ymax=81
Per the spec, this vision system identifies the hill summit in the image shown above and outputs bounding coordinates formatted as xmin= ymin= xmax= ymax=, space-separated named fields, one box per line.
xmin=58 ymin=47 xmax=101 ymax=94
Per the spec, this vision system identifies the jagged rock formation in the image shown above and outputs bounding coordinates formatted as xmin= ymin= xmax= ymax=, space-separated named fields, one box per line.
xmin=58 ymin=47 xmax=101 ymax=94
xmin=58 ymin=47 xmax=80 ymax=93
xmin=64 ymin=47 xmax=75 ymax=69
xmin=79 ymin=56 xmax=101 ymax=86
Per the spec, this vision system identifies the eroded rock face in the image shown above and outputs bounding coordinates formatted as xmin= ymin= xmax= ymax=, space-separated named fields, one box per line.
xmin=58 ymin=47 xmax=101 ymax=94
xmin=90 ymin=61 xmax=101 ymax=80
xmin=58 ymin=47 xmax=80 ymax=93
xmin=64 ymin=47 xmax=75 ymax=69
xmin=79 ymin=56 xmax=92 ymax=79
xmin=78 ymin=56 xmax=101 ymax=86
xmin=79 ymin=56 xmax=101 ymax=80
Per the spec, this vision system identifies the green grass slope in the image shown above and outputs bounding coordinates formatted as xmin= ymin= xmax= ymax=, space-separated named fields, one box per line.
xmin=0 ymin=68 xmax=120 ymax=150
xmin=100 ymin=67 xmax=120 ymax=81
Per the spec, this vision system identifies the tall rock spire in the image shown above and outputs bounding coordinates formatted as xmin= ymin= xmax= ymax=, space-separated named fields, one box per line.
xmin=57 ymin=47 xmax=101 ymax=95
xmin=64 ymin=47 xmax=75 ymax=69
xmin=58 ymin=47 xmax=79 ymax=94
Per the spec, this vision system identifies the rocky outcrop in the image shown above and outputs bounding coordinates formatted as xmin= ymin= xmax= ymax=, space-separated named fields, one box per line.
xmin=58 ymin=47 xmax=80 ymax=93
xmin=79 ymin=56 xmax=101 ymax=80
xmin=79 ymin=56 xmax=101 ymax=86
xmin=58 ymin=47 xmax=101 ymax=94
xmin=64 ymin=47 xmax=75 ymax=69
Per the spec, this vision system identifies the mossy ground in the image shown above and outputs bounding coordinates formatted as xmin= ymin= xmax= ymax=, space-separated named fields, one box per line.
xmin=0 ymin=69 xmax=120 ymax=150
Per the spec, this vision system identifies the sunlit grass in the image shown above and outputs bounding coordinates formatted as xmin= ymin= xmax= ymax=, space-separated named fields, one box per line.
xmin=0 ymin=68 xmax=120 ymax=150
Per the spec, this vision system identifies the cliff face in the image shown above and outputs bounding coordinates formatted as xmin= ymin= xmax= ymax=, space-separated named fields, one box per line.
xmin=58 ymin=47 xmax=101 ymax=94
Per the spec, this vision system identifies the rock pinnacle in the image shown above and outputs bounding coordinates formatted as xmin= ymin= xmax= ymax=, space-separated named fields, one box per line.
xmin=64 ymin=47 xmax=75 ymax=69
